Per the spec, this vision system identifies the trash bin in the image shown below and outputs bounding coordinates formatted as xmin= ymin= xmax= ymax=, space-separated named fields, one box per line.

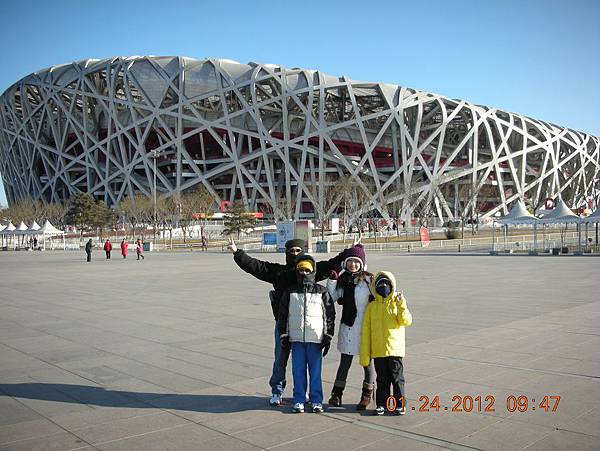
xmin=315 ymin=241 xmax=330 ymax=253
xmin=143 ymin=241 xmax=153 ymax=252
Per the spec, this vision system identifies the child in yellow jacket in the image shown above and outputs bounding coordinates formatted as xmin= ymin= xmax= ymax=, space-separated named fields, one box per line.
xmin=360 ymin=271 xmax=412 ymax=415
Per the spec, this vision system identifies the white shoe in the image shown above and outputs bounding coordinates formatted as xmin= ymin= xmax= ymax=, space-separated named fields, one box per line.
xmin=293 ymin=402 xmax=305 ymax=413
xmin=312 ymin=403 xmax=324 ymax=413
xmin=269 ymin=394 xmax=282 ymax=406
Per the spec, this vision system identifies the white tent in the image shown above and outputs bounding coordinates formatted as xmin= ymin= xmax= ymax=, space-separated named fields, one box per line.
xmin=14 ymin=221 xmax=30 ymax=247
xmin=537 ymin=198 xmax=582 ymax=252
xmin=581 ymin=207 xmax=600 ymax=223
xmin=26 ymin=220 xmax=42 ymax=248
xmin=580 ymin=207 xmax=600 ymax=249
xmin=1 ymin=221 xmax=16 ymax=248
xmin=497 ymin=200 xmax=537 ymax=224
xmin=494 ymin=200 xmax=537 ymax=252
xmin=37 ymin=220 xmax=65 ymax=250
xmin=15 ymin=221 xmax=29 ymax=233
xmin=537 ymin=198 xmax=580 ymax=224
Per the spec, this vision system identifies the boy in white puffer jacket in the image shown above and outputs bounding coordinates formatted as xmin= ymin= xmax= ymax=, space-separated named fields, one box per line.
xmin=278 ymin=255 xmax=335 ymax=413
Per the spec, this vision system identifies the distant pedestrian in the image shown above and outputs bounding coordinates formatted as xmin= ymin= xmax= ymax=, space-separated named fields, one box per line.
xmin=201 ymin=235 xmax=208 ymax=251
xmin=85 ymin=239 xmax=93 ymax=262
xmin=104 ymin=239 xmax=112 ymax=259
xmin=121 ymin=239 xmax=128 ymax=259
xmin=136 ymin=238 xmax=144 ymax=260
xmin=33 ymin=237 xmax=38 ymax=248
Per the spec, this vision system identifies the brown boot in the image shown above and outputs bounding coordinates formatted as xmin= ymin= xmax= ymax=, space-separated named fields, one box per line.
xmin=356 ymin=384 xmax=374 ymax=410
xmin=328 ymin=384 xmax=344 ymax=407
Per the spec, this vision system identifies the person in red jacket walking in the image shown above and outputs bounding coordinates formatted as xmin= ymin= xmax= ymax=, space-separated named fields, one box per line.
xmin=103 ymin=239 xmax=112 ymax=259
xmin=120 ymin=239 xmax=128 ymax=259
xmin=136 ymin=238 xmax=145 ymax=260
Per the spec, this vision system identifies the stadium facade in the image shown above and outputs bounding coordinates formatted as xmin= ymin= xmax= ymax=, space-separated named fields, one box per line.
xmin=0 ymin=56 xmax=598 ymax=223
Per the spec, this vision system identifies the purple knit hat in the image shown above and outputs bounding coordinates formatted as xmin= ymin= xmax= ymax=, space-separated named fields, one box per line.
xmin=343 ymin=245 xmax=366 ymax=272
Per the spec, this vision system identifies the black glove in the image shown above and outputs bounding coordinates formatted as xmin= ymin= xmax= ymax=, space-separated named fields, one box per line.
xmin=280 ymin=334 xmax=291 ymax=352
xmin=321 ymin=334 xmax=332 ymax=357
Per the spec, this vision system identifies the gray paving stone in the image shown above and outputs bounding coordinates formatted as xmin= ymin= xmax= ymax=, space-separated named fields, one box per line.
xmin=0 ymin=418 xmax=65 ymax=445
xmin=0 ymin=396 xmax=47 ymax=425
xmin=232 ymin=414 xmax=342 ymax=448
xmin=457 ymin=417 xmax=555 ymax=450
xmin=521 ymin=429 xmax=598 ymax=451
xmin=1 ymin=251 xmax=598 ymax=451
xmin=71 ymin=411 xmax=189 ymax=445
xmin=93 ymin=424 xmax=244 ymax=451
xmin=0 ymin=431 xmax=92 ymax=450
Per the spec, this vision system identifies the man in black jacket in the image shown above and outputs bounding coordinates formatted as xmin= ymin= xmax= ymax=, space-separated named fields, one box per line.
xmin=228 ymin=236 xmax=355 ymax=406
xmin=85 ymin=239 xmax=93 ymax=262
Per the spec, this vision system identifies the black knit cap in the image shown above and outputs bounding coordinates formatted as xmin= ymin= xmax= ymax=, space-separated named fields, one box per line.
xmin=285 ymin=239 xmax=305 ymax=251
xmin=285 ymin=239 xmax=305 ymax=266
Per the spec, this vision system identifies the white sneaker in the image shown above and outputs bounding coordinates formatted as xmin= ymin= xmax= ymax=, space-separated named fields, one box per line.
xmin=269 ymin=394 xmax=282 ymax=406
xmin=312 ymin=403 xmax=324 ymax=413
xmin=292 ymin=402 xmax=305 ymax=413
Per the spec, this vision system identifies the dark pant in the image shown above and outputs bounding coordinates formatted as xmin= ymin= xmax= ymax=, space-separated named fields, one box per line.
xmin=86 ymin=251 xmax=91 ymax=262
xmin=105 ymin=251 xmax=111 ymax=259
xmin=334 ymin=353 xmax=375 ymax=387
xmin=269 ymin=323 xmax=290 ymax=396
xmin=374 ymin=356 xmax=405 ymax=409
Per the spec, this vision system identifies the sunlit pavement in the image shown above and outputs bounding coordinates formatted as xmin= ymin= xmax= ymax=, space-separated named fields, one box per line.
xmin=0 ymin=250 xmax=598 ymax=450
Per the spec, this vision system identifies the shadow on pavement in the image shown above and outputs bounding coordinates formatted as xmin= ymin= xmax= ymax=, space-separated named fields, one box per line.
xmin=0 ymin=383 xmax=274 ymax=414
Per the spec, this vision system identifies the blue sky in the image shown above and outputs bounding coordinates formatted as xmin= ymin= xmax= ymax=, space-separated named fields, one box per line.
xmin=1 ymin=0 xmax=598 ymax=206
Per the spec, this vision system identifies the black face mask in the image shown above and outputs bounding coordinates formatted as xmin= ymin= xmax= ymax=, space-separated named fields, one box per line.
xmin=375 ymin=279 xmax=392 ymax=297
xmin=286 ymin=251 xmax=303 ymax=267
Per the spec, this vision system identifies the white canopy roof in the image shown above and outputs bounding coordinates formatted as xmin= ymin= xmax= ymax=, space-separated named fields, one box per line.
xmin=28 ymin=220 xmax=41 ymax=231
xmin=581 ymin=207 xmax=600 ymax=223
xmin=0 ymin=224 xmax=5 ymax=232
xmin=3 ymin=221 xmax=16 ymax=232
xmin=37 ymin=219 xmax=65 ymax=235
xmin=497 ymin=200 xmax=537 ymax=224
xmin=537 ymin=198 xmax=581 ymax=224
xmin=14 ymin=221 xmax=29 ymax=234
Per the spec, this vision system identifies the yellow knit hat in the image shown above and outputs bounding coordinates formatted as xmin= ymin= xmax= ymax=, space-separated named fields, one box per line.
xmin=296 ymin=259 xmax=313 ymax=272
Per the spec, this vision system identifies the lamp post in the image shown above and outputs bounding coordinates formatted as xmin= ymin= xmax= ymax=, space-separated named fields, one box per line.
xmin=152 ymin=149 xmax=159 ymax=243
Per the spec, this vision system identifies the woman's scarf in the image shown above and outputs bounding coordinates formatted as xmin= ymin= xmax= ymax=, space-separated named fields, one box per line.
xmin=337 ymin=271 xmax=358 ymax=327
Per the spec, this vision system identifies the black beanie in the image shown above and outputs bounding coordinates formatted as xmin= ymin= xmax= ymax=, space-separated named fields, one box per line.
xmin=285 ymin=239 xmax=305 ymax=252
xmin=285 ymin=239 xmax=305 ymax=266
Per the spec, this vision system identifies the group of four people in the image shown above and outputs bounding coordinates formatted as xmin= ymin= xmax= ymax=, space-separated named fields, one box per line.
xmin=228 ymin=237 xmax=412 ymax=416
xmin=85 ymin=238 xmax=144 ymax=261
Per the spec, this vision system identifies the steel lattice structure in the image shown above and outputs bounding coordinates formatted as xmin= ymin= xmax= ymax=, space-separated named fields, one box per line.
xmin=1 ymin=56 xmax=598 ymax=222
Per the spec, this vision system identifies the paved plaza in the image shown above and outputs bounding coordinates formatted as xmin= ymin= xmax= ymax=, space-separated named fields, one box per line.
xmin=0 ymin=249 xmax=599 ymax=450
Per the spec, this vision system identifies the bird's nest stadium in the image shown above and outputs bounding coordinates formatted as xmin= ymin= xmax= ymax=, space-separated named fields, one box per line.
xmin=0 ymin=56 xmax=598 ymax=222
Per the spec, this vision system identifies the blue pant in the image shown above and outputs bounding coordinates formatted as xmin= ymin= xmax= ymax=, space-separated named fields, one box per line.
xmin=291 ymin=342 xmax=323 ymax=404
xmin=269 ymin=324 xmax=289 ymax=396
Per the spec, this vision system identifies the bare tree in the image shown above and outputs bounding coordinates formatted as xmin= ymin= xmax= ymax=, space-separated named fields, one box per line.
xmin=118 ymin=195 xmax=152 ymax=239
xmin=43 ymin=202 xmax=69 ymax=228
xmin=305 ymin=177 xmax=345 ymax=240
xmin=338 ymin=176 xmax=374 ymax=241
xmin=178 ymin=186 xmax=215 ymax=243
xmin=159 ymin=196 xmax=181 ymax=248
xmin=262 ymin=190 xmax=294 ymax=222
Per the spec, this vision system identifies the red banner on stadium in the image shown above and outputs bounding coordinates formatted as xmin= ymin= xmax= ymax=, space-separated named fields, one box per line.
xmin=420 ymin=226 xmax=430 ymax=247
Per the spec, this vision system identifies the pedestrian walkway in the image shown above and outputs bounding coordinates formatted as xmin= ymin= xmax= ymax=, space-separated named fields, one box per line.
xmin=0 ymin=251 xmax=598 ymax=450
